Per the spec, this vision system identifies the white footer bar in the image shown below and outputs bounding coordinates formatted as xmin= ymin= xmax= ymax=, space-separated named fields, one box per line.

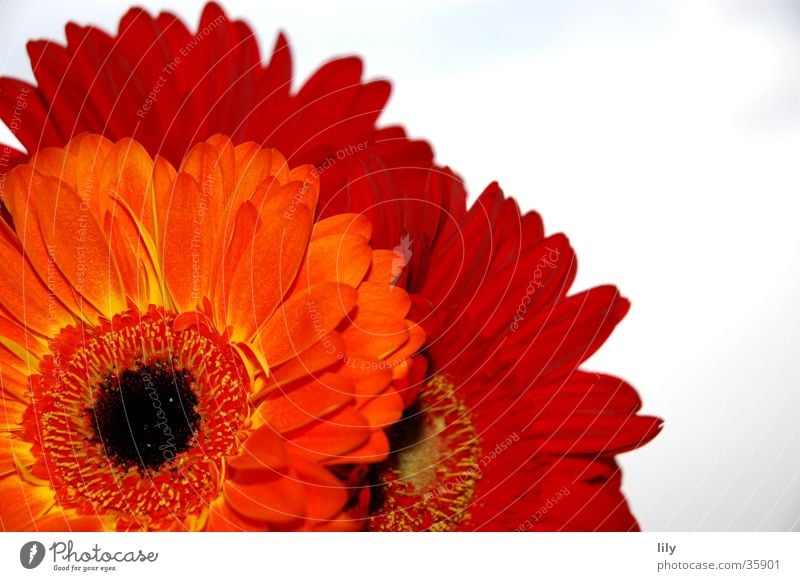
xmin=1 ymin=532 xmax=797 ymax=580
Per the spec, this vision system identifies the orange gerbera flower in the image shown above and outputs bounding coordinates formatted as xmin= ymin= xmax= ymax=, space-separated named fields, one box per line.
xmin=0 ymin=133 xmax=422 ymax=531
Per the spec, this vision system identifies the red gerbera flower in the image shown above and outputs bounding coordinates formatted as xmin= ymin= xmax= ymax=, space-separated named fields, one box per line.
xmin=0 ymin=3 xmax=661 ymax=531
xmin=0 ymin=2 xmax=457 ymax=252
xmin=368 ymin=184 xmax=662 ymax=531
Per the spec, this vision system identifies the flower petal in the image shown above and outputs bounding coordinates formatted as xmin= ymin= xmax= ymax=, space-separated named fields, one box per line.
xmin=32 ymin=176 xmax=126 ymax=318
xmin=98 ymin=138 xmax=158 ymax=238
xmin=284 ymin=406 xmax=371 ymax=462
xmin=4 ymin=168 xmax=99 ymax=324
xmin=293 ymin=233 xmax=372 ymax=289
xmin=0 ymin=476 xmax=53 ymax=531
xmin=256 ymin=373 xmax=354 ymax=434
xmin=291 ymin=456 xmax=348 ymax=522
xmin=256 ymin=282 xmax=357 ymax=367
xmin=341 ymin=311 xmax=409 ymax=361
xmin=223 ymin=473 xmax=306 ymax=524
xmin=0 ymin=437 xmax=32 ymax=477
xmin=226 ymin=197 xmax=312 ymax=341
xmin=311 ymin=213 xmax=372 ymax=241
xmin=206 ymin=497 xmax=268 ymax=532
xmin=266 ymin=332 xmax=346 ymax=392
xmin=227 ymin=425 xmax=289 ymax=474
xmin=0 ymin=224 xmax=68 ymax=334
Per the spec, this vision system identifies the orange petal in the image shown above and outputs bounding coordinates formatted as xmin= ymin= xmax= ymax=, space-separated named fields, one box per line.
xmin=0 ymin=437 xmax=32 ymax=477
xmin=206 ymin=496 xmax=268 ymax=531
xmin=26 ymin=144 xmax=70 ymax=184
xmin=4 ymin=168 xmax=98 ymax=324
xmin=284 ymin=406 xmax=371 ymax=462
xmin=0 ymin=311 xmax=38 ymax=357
xmin=0 ymin=475 xmax=54 ymax=531
xmin=293 ymin=233 xmax=372 ymax=289
xmin=33 ymin=177 xmax=126 ymax=317
xmin=27 ymin=508 xmax=113 ymax=532
xmin=160 ymin=173 xmax=216 ymax=311
xmin=152 ymin=154 xmax=178 ymax=240
xmin=227 ymin=196 xmax=312 ymax=341
xmin=341 ymin=365 xmax=393 ymax=397
xmin=291 ymin=456 xmax=349 ymax=522
xmin=286 ymin=165 xmax=320 ymax=210
xmin=30 ymin=134 xmax=114 ymax=217
xmin=365 ymin=249 xmax=396 ymax=284
xmin=357 ymin=282 xmax=412 ymax=317
xmin=232 ymin=143 xmax=289 ymax=207
xmin=385 ymin=321 xmax=426 ymax=368
xmin=0 ymin=355 xmax=30 ymax=405
xmin=307 ymin=513 xmax=364 ymax=532
xmin=213 ymin=201 xmax=258 ymax=326
xmin=227 ymin=425 xmax=289 ymax=474
xmin=203 ymin=135 xmax=237 ymax=205
xmin=103 ymin=205 xmax=153 ymax=310
xmin=223 ymin=473 xmax=306 ymax=524
xmin=178 ymin=141 xmax=228 ymax=233
xmin=98 ymin=138 xmax=157 ymax=238
xmin=256 ymin=282 xmax=357 ymax=366
xmin=267 ymin=332 xmax=346 ymax=392
xmin=0 ymin=312 xmax=43 ymax=358
xmin=331 ymin=428 xmax=390 ymax=465
xmin=0 ymin=226 xmax=66 ymax=335
xmin=0 ymin=388 xmax=28 ymax=424
xmin=256 ymin=373 xmax=353 ymax=433
xmin=312 ymin=213 xmax=373 ymax=241
xmin=250 ymin=176 xmax=318 ymax=220
xmin=356 ymin=388 xmax=404 ymax=428
xmin=248 ymin=174 xmax=284 ymax=210
xmin=340 ymin=311 xmax=410 ymax=360
xmin=397 ymin=355 xmax=428 ymax=407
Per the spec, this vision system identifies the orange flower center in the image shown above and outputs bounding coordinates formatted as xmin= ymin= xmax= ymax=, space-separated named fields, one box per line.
xmin=368 ymin=375 xmax=481 ymax=531
xmin=24 ymin=306 xmax=249 ymax=529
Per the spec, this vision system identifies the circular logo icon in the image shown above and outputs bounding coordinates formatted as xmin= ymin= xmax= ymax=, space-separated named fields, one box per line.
xmin=19 ymin=541 xmax=46 ymax=569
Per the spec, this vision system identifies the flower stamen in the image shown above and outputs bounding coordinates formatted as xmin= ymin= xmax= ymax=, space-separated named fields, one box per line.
xmin=369 ymin=375 xmax=481 ymax=531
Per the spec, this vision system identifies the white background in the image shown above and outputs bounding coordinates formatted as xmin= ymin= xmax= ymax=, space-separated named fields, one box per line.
xmin=1 ymin=0 xmax=799 ymax=531
xmin=0 ymin=532 xmax=797 ymax=580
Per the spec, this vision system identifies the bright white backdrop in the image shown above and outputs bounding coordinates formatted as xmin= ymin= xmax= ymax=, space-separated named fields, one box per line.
xmin=1 ymin=0 xmax=798 ymax=531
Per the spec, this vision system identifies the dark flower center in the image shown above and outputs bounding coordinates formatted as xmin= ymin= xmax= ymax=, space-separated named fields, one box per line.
xmin=89 ymin=360 xmax=201 ymax=471
xmin=26 ymin=306 xmax=250 ymax=528
xmin=368 ymin=375 xmax=480 ymax=531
